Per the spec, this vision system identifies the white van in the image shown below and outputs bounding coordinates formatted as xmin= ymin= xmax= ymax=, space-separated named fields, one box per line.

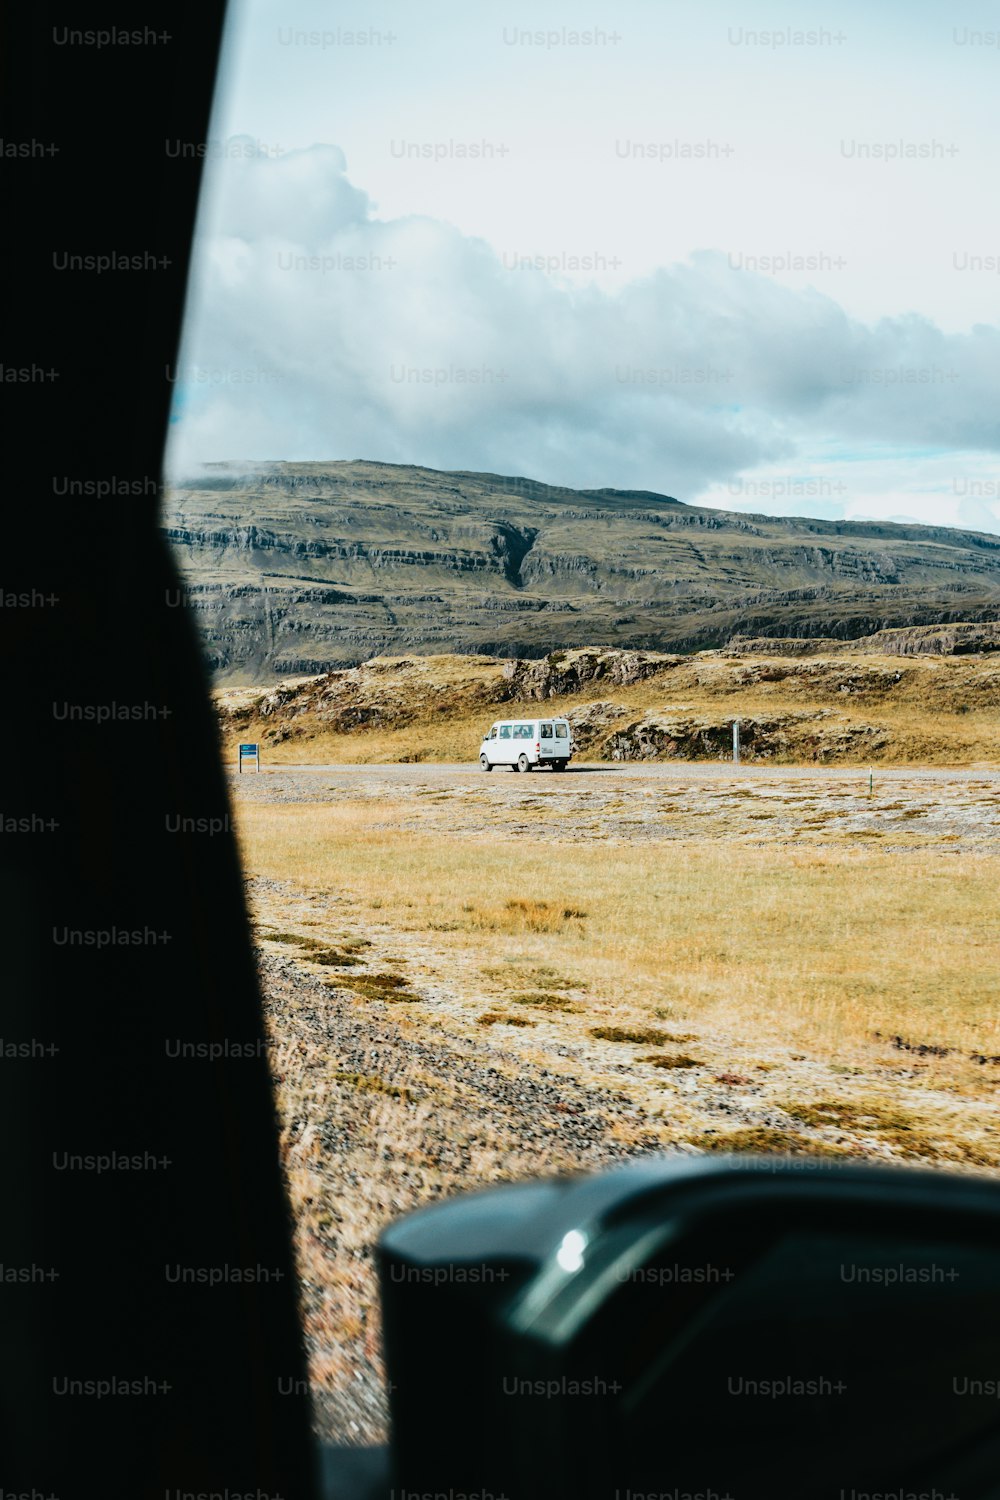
xmin=480 ymin=717 xmax=574 ymax=772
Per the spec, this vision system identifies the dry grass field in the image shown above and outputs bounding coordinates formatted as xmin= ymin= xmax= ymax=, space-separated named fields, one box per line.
xmin=243 ymin=782 xmax=1000 ymax=1060
xmin=232 ymin=760 xmax=1000 ymax=1441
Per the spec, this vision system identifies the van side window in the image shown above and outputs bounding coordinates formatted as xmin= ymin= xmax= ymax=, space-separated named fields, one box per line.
xmin=540 ymin=723 xmax=553 ymax=738
xmin=489 ymin=726 xmax=498 ymax=739
xmin=515 ymin=724 xmax=533 ymax=739
xmin=499 ymin=725 xmax=511 ymax=740
xmin=554 ymin=723 xmax=568 ymax=738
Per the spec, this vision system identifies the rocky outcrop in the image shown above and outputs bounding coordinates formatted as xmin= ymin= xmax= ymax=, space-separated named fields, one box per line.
xmin=562 ymin=700 xmax=629 ymax=752
xmin=843 ymin=621 xmax=1000 ymax=656
xmin=604 ymin=712 xmax=892 ymax=763
xmin=720 ymin=660 xmax=906 ymax=696
xmin=499 ymin=648 xmax=683 ymax=700
xmin=728 ymin=622 xmax=1000 ymax=658
xmin=724 ymin=636 xmax=843 ymax=656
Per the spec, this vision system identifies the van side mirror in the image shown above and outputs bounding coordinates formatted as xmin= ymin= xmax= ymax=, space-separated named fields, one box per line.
xmin=378 ymin=1157 xmax=1000 ymax=1500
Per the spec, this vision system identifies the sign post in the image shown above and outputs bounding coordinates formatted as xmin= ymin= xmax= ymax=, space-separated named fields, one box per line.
xmin=239 ymin=742 xmax=260 ymax=774
xmin=732 ymin=719 xmax=740 ymax=766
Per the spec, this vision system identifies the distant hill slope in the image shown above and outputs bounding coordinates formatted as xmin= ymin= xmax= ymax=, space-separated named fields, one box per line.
xmin=163 ymin=460 xmax=1000 ymax=681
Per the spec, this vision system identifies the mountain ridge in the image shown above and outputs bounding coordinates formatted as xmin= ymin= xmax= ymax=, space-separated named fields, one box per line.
xmin=163 ymin=460 xmax=1000 ymax=681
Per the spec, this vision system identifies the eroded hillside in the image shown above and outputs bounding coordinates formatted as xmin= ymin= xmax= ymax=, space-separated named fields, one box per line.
xmin=164 ymin=461 xmax=1000 ymax=678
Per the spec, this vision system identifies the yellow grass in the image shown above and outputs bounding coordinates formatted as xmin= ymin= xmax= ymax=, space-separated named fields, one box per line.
xmin=237 ymin=800 xmax=1000 ymax=1056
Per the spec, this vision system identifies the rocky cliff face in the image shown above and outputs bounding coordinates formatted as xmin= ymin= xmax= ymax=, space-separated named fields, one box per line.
xmin=163 ymin=461 xmax=1000 ymax=681
xmin=728 ymin=622 xmax=1000 ymax=657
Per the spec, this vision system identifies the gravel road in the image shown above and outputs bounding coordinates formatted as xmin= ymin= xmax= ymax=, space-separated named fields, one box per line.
xmin=249 ymin=761 xmax=1000 ymax=784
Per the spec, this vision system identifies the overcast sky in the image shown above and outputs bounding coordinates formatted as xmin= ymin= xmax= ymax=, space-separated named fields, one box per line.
xmin=165 ymin=0 xmax=1000 ymax=532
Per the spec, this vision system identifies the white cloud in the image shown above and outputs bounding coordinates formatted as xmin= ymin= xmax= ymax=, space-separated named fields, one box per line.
xmin=695 ymin=445 xmax=1000 ymax=533
xmin=165 ymin=140 xmax=1000 ymax=530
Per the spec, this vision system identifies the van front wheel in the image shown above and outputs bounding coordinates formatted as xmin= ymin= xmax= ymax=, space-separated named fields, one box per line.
xmin=480 ymin=754 xmax=492 ymax=772
xmin=517 ymin=754 xmax=531 ymax=773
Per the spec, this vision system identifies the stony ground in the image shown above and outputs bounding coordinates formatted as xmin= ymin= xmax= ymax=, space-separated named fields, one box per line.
xmin=259 ymin=942 xmax=651 ymax=1443
xmin=244 ymin=762 xmax=1000 ymax=1444
xmin=235 ymin=761 xmax=1000 ymax=852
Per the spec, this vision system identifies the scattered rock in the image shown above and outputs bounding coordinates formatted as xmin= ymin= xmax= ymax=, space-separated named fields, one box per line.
xmin=500 ymin=648 xmax=682 ymax=700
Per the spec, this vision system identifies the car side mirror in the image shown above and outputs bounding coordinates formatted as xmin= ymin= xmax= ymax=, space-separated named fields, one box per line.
xmin=378 ymin=1156 xmax=1000 ymax=1500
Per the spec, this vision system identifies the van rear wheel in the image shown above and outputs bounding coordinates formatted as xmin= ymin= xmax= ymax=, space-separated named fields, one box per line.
xmin=517 ymin=754 xmax=530 ymax=773
xmin=480 ymin=754 xmax=492 ymax=772
xmin=553 ymin=760 xmax=567 ymax=771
